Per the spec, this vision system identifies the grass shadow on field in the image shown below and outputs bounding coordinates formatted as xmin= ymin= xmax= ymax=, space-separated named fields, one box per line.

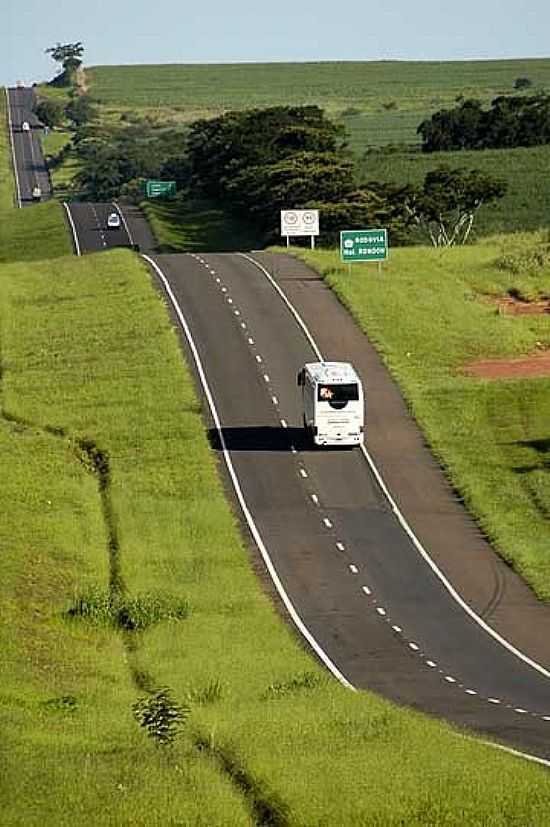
xmin=143 ymin=198 xmax=265 ymax=253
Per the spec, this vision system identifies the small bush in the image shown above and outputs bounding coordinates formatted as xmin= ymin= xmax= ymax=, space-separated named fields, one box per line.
xmin=133 ymin=688 xmax=188 ymax=745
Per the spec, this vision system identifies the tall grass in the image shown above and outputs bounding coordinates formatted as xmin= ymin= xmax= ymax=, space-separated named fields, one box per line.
xmin=294 ymin=232 xmax=550 ymax=598
xmin=2 ymin=247 xmax=550 ymax=823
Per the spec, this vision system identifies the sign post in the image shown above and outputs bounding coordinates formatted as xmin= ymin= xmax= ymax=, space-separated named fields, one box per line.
xmin=145 ymin=180 xmax=177 ymax=199
xmin=340 ymin=229 xmax=388 ymax=273
xmin=280 ymin=210 xmax=319 ymax=248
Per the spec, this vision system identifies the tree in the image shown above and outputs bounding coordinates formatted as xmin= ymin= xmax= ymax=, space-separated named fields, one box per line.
xmin=65 ymin=94 xmax=98 ymax=126
xmin=402 ymin=166 xmax=507 ymax=246
xmin=186 ymin=106 xmax=348 ymax=202
xmin=418 ymin=93 xmax=550 ymax=152
xmin=45 ymin=42 xmax=84 ymax=86
xmin=34 ymin=98 xmax=65 ymax=127
xmin=514 ymin=77 xmax=533 ymax=90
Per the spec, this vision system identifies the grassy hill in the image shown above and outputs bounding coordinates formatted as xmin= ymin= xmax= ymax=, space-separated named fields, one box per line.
xmin=87 ymin=58 xmax=550 ymax=150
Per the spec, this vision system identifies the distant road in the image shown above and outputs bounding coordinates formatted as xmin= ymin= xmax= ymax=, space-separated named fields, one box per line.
xmin=6 ymin=86 xmax=51 ymax=206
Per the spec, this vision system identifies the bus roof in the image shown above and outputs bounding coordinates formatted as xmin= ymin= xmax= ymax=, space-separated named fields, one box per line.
xmin=304 ymin=361 xmax=361 ymax=385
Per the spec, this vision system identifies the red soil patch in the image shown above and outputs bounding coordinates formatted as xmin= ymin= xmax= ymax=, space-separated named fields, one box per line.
xmin=464 ymin=295 xmax=550 ymax=378
xmin=465 ymin=351 xmax=550 ymax=379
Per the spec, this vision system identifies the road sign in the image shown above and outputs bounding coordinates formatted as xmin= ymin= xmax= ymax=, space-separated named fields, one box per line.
xmin=280 ymin=209 xmax=319 ymax=237
xmin=340 ymin=229 xmax=388 ymax=262
xmin=145 ymin=180 xmax=176 ymax=199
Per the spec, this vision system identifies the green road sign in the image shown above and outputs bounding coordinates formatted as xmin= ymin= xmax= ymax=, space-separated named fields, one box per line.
xmin=145 ymin=180 xmax=176 ymax=199
xmin=340 ymin=229 xmax=388 ymax=262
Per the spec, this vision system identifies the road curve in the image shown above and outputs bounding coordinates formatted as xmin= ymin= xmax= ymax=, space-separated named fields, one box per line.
xmin=146 ymin=250 xmax=550 ymax=763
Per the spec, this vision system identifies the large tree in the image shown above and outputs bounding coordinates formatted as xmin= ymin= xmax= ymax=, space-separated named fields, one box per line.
xmin=185 ymin=105 xmax=354 ymax=237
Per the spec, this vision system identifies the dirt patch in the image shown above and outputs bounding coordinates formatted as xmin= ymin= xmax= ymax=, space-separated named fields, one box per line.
xmin=464 ymin=350 xmax=550 ymax=379
xmin=492 ymin=295 xmax=550 ymax=315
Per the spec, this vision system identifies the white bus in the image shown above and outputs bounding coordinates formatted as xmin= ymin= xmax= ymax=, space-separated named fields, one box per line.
xmin=297 ymin=361 xmax=364 ymax=447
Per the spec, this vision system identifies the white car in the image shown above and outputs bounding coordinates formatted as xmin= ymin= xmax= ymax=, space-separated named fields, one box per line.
xmin=22 ymin=121 xmax=30 ymax=132
xmin=107 ymin=212 xmax=121 ymax=229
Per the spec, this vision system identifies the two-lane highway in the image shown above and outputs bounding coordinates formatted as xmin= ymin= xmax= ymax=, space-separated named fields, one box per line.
xmin=65 ymin=201 xmax=133 ymax=253
xmin=146 ymin=250 xmax=550 ymax=763
xmin=6 ymin=87 xmax=51 ymax=206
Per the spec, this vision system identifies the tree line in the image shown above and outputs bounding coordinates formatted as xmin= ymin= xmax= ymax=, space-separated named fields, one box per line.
xmin=418 ymin=93 xmax=550 ymax=152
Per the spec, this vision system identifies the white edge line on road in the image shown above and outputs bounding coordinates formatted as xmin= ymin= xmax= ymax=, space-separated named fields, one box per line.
xmin=112 ymin=200 xmax=135 ymax=247
xmin=5 ymin=88 xmax=22 ymax=209
xmin=141 ymin=253 xmax=355 ymax=691
xmin=63 ymin=202 xmax=81 ymax=257
xmin=241 ymin=252 xmax=550 ymax=684
xmin=477 ymin=739 xmax=550 ymax=769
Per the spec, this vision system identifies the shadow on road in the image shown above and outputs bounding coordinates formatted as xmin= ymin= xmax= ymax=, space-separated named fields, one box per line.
xmin=208 ymin=425 xmax=309 ymax=452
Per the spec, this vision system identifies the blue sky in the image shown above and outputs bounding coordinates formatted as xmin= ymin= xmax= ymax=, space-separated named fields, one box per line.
xmin=3 ymin=0 xmax=549 ymax=87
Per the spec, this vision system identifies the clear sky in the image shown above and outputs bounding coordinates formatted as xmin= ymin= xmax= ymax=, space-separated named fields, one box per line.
xmin=3 ymin=0 xmax=549 ymax=87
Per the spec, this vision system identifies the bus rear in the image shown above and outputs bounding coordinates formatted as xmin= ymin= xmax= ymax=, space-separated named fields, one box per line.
xmin=298 ymin=362 xmax=364 ymax=447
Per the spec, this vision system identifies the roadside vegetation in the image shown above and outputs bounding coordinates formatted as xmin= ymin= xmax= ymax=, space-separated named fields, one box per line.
xmin=2 ymin=246 xmax=550 ymax=824
xmin=293 ymin=233 xmax=550 ymax=598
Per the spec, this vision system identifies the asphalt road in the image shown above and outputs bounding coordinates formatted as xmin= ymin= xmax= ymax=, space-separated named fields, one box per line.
xmin=6 ymin=86 xmax=51 ymax=206
xmin=64 ymin=201 xmax=133 ymax=253
xmin=146 ymin=250 xmax=550 ymax=763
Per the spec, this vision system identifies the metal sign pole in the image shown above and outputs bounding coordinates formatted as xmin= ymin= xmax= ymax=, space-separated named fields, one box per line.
xmin=311 ymin=235 xmax=315 ymax=250
xmin=286 ymin=235 xmax=290 ymax=247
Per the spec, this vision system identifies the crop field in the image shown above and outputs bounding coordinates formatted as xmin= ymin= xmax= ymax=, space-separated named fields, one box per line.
xmin=2 ymin=246 xmax=550 ymax=824
xmin=294 ymin=231 xmax=550 ymax=599
xmin=361 ymin=143 xmax=550 ymax=237
xmin=87 ymin=58 xmax=550 ymax=148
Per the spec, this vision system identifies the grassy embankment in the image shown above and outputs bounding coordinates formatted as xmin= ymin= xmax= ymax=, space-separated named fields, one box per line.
xmin=293 ymin=235 xmax=550 ymax=598
xmin=3 ymin=86 xmax=550 ymax=823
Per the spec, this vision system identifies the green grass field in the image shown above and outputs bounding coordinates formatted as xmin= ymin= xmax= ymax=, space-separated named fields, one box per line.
xmin=2 ymin=247 xmax=550 ymax=824
xmin=87 ymin=59 xmax=550 ymax=148
xmin=143 ymin=198 xmax=264 ymax=252
xmin=360 ymin=143 xmax=550 ymax=237
xmin=293 ymin=232 xmax=550 ymax=599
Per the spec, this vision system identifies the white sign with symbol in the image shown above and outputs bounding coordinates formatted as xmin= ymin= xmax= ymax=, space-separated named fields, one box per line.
xmin=280 ymin=209 xmax=319 ymax=237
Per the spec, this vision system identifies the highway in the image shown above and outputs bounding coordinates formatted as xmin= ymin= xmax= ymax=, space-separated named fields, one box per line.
xmin=6 ymin=86 xmax=51 ymax=206
xmin=144 ymin=250 xmax=550 ymax=763
xmin=10 ymin=95 xmax=550 ymax=762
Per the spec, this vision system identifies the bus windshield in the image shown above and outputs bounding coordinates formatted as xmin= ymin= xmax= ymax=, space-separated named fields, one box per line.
xmin=317 ymin=383 xmax=359 ymax=403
